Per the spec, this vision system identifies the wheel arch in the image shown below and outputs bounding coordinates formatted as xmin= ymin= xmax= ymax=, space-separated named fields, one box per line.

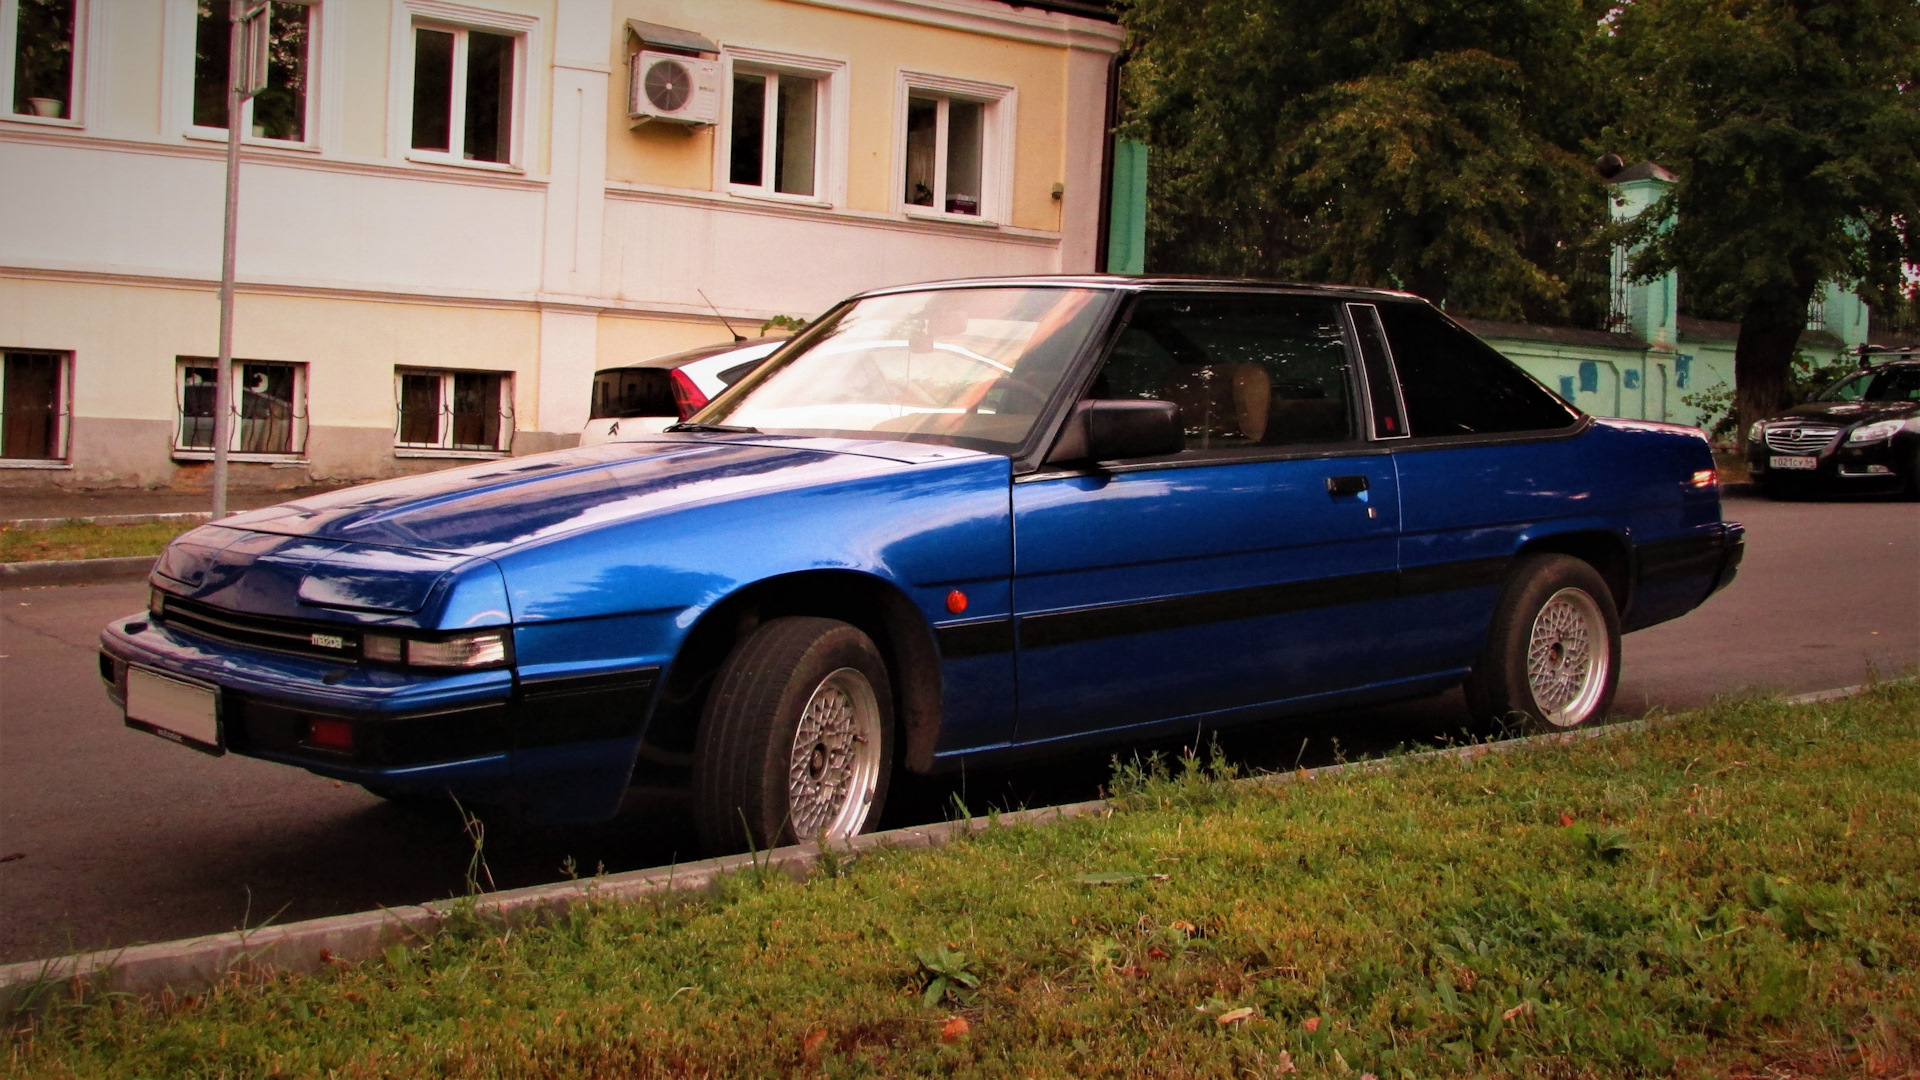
xmin=1512 ymin=529 xmax=1631 ymax=616
xmin=646 ymin=570 xmax=944 ymax=775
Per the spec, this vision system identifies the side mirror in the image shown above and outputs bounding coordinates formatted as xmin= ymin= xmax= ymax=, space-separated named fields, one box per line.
xmin=1046 ymin=399 xmax=1183 ymax=465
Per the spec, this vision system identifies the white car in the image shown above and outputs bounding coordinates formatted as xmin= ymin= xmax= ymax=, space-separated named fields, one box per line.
xmin=580 ymin=336 xmax=788 ymax=446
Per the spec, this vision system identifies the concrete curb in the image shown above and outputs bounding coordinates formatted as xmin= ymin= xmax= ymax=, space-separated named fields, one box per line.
xmin=0 ymin=556 xmax=154 ymax=589
xmin=0 ymin=717 xmax=1654 ymax=1016
xmin=0 ymin=681 xmax=1892 ymax=1015
xmin=3 ymin=511 xmax=213 ymax=531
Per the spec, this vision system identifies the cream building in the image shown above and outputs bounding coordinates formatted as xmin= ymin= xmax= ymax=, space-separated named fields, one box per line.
xmin=0 ymin=0 xmax=1128 ymax=490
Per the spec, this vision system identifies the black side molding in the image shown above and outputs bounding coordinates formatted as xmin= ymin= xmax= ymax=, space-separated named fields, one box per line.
xmin=930 ymin=554 xmax=1515 ymax=658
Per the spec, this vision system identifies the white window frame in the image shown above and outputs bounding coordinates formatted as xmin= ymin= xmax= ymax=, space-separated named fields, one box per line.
xmin=175 ymin=0 xmax=324 ymax=151
xmin=715 ymin=46 xmax=848 ymax=208
xmin=390 ymin=0 xmax=538 ymax=173
xmin=172 ymin=358 xmax=309 ymax=461
xmin=0 ymin=0 xmax=90 ymax=129
xmin=894 ymin=70 xmax=1015 ymax=226
xmin=392 ymin=367 xmax=514 ymax=457
xmin=0 ymin=348 xmax=73 ymax=467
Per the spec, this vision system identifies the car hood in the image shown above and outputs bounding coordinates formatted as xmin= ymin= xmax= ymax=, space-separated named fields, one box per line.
xmin=217 ymin=437 xmax=966 ymax=559
xmin=1773 ymin=400 xmax=1919 ymax=424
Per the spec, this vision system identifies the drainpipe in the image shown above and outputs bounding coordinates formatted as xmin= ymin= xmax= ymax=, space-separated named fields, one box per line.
xmin=1094 ymin=49 xmax=1125 ymax=275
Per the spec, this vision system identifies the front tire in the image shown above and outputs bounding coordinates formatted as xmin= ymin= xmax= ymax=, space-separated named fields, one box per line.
xmin=691 ymin=617 xmax=894 ymax=854
xmin=1465 ymin=554 xmax=1620 ymax=732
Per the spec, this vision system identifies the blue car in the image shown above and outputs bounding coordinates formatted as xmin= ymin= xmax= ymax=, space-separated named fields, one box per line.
xmin=100 ymin=277 xmax=1742 ymax=853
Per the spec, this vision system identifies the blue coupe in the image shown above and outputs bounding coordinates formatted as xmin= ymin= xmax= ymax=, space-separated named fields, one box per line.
xmin=100 ymin=277 xmax=1742 ymax=852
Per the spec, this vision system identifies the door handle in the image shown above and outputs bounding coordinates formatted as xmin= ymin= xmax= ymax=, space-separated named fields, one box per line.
xmin=1326 ymin=474 xmax=1369 ymax=497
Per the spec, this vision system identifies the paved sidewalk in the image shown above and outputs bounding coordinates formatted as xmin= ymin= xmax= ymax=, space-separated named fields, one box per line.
xmin=0 ymin=486 xmax=344 ymax=526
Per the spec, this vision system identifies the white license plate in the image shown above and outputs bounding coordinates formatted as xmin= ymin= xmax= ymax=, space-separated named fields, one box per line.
xmin=126 ymin=667 xmax=223 ymax=755
xmin=1769 ymin=455 xmax=1818 ymax=471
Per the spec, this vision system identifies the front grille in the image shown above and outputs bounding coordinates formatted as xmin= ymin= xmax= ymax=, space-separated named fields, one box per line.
xmin=1764 ymin=424 xmax=1841 ymax=454
xmin=156 ymin=594 xmax=365 ymax=662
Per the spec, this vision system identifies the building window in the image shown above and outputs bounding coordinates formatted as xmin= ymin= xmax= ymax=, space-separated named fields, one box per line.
xmin=898 ymin=73 xmax=1011 ymax=222
xmin=395 ymin=369 xmax=512 ymax=453
xmin=1 ymin=349 xmax=70 ymax=461
xmin=176 ymin=359 xmax=307 ymax=456
xmin=409 ymin=21 xmax=517 ymax=165
xmin=729 ymin=66 xmax=819 ymax=198
xmin=7 ymin=0 xmax=77 ymax=120
xmin=191 ymin=0 xmax=311 ymax=142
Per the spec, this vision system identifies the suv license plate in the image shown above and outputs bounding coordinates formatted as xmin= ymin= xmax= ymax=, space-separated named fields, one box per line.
xmin=1769 ymin=455 xmax=1817 ymax=471
xmin=125 ymin=667 xmax=224 ymax=755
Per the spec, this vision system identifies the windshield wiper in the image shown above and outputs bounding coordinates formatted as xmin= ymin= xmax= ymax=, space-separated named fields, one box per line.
xmin=663 ymin=421 xmax=761 ymax=434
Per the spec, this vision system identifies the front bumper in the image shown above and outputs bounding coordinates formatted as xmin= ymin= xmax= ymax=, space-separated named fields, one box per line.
xmin=99 ymin=613 xmax=660 ymax=823
xmin=1748 ymin=437 xmax=1906 ymax=487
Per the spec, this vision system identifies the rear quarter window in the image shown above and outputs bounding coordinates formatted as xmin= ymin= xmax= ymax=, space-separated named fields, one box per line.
xmin=590 ymin=368 xmax=675 ymax=420
xmin=1377 ymin=302 xmax=1581 ymax=437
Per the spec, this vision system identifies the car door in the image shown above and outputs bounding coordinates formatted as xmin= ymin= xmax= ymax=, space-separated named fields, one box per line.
xmin=1009 ymin=291 xmax=1402 ymax=746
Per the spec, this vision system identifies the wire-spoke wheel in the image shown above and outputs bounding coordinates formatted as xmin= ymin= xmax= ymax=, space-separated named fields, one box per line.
xmin=692 ymin=617 xmax=894 ymax=854
xmin=1525 ymin=587 xmax=1609 ymax=727
xmin=787 ymin=667 xmax=885 ymax=840
xmin=1466 ymin=554 xmax=1620 ymax=733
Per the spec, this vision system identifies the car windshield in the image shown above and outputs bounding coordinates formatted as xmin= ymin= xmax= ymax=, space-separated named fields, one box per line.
xmin=1818 ymin=367 xmax=1920 ymax=403
xmin=693 ymin=286 xmax=1115 ymax=453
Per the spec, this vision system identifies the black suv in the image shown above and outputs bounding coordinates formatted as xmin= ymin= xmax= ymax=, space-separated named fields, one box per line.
xmin=1747 ymin=357 xmax=1920 ymax=499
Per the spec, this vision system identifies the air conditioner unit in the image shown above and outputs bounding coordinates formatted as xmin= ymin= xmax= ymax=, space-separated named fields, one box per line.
xmin=629 ymin=50 xmax=719 ymax=127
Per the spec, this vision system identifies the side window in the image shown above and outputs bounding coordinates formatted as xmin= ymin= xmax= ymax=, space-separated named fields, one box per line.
xmin=1376 ymin=302 xmax=1580 ymax=437
xmin=1089 ymin=293 xmax=1356 ymax=451
xmin=1346 ymin=303 xmax=1409 ymax=439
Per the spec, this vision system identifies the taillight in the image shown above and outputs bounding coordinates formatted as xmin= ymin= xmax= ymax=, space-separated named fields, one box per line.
xmin=670 ymin=369 xmax=708 ymax=420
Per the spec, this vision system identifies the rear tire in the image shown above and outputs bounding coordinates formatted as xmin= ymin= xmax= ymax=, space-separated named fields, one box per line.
xmin=1465 ymin=554 xmax=1620 ymax=732
xmin=691 ymin=617 xmax=894 ymax=854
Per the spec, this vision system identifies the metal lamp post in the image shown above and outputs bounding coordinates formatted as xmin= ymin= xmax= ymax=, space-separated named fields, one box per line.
xmin=212 ymin=0 xmax=270 ymax=520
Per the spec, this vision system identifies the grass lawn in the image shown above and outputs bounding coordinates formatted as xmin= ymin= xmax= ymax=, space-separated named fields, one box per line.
xmin=6 ymin=687 xmax=1917 ymax=1078
xmin=0 ymin=522 xmax=193 ymax=564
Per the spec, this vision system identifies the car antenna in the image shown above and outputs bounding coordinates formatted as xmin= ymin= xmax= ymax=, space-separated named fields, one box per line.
xmin=697 ymin=289 xmax=746 ymax=342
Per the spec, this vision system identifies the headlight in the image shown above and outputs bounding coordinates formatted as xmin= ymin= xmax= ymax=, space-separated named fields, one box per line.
xmin=1748 ymin=420 xmax=1765 ymax=443
xmin=1847 ymin=420 xmax=1905 ymax=444
xmin=361 ymin=630 xmax=510 ymax=669
xmin=149 ymin=586 xmax=166 ymax=620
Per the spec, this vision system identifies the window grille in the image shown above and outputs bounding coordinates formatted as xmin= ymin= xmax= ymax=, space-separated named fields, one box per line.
xmin=394 ymin=369 xmax=514 ymax=452
xmin=176 ymin=360 xmax=308 ymax=456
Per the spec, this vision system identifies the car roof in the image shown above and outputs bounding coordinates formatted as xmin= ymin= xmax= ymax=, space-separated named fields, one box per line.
xmin=851 ymin=274 xmax=1424 ymax=303
xmin=597 ymin=335 xmax=790 ymax=373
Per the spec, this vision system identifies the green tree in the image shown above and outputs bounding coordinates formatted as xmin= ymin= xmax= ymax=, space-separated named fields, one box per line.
xmin=1121 ymin=0 xmax=1616 ymax=323
xmin=1606 ymin=0 xmax=1920 ymax=446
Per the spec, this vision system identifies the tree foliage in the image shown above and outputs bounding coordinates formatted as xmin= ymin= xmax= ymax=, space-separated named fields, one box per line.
xmin=1121 ymin=0 xmax=1617 ymax=323
xmin=1605 ymin=0 xmax=1920 ymax=438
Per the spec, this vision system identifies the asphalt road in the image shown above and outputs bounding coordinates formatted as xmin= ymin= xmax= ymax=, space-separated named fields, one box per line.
xmin=2 ymin=493 xmax=1914 ymax=964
